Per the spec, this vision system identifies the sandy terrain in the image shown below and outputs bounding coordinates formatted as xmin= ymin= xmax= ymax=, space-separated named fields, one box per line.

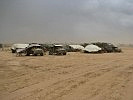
xmin=0 ymin=47 xmax=133 ymax=100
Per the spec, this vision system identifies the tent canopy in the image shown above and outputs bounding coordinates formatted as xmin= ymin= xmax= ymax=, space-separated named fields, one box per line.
xmin=69 ymin=45 xmax=84 ymax=50
xmin=84 ymin=44 xmax=101 ymax=52
xmin=12 ymin=44 xmax=29 ymax=50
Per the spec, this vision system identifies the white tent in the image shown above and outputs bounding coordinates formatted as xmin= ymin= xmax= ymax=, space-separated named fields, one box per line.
xmin=69 ymin=45 xmax=84 ymax=50
xmin=84 ymin=44 xmax=101 ymax=52
xmin=11 ymin=44 xmax=29 ymax=50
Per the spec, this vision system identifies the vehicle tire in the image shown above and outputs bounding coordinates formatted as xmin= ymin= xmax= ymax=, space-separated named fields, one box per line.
xmin=63 ymin=52 xmax=66 ymax=55
xmin=34 ymin=54 xmax=37 ymax=56
xmin=58 ymin=52 xmax=62 ymax=55
xmin=12 ymin=50 xmax=16 ymax=53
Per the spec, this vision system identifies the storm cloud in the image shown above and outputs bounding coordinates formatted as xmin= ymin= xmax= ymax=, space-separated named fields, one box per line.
xmin=0 ymin=0 xmax=133 ymax=43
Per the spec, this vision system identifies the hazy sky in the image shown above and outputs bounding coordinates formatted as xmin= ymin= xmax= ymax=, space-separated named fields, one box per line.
xmin=0 ymin=0 xmax=133 ymax=43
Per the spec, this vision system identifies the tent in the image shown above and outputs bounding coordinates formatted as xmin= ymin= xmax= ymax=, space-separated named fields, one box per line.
xmin=83 ymin=44 xmax=102 ymax=53
xmin=11 ymin=44 xmax=29 ymax=53
xmin=69 ymin=45 xmax=84 ymax=51
xmin=11 ymin=44 xmax=29 ymax=50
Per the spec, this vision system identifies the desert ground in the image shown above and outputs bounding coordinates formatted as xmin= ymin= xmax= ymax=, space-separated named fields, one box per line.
xmin=0 ymin=47 xmax=133 ymax=100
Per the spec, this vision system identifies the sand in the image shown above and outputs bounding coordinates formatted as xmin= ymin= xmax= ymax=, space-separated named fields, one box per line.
xmin=0 ymin=47 xmax=133 ymax=100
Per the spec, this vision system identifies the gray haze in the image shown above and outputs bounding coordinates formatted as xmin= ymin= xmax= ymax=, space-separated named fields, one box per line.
xmin=0 ymin=0 xmax=133 ymax=43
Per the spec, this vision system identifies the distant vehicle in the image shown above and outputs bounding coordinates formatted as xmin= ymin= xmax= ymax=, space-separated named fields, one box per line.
xmin=11 ymin=44 xmax=29 ymax=53
xmin=92 ymin=42 xmax=122 ymax=53
xmin=25 ymin=44 xmax=46 ymax=56
xmin=49 ymin=44 xmax=67 ymax=55
xmin=14 ymin=43 xmax=46 ymax=56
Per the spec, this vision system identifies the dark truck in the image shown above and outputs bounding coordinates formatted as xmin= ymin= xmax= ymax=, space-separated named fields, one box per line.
xmin=49 ymin=44 xmax=67 ymax=55
xmin=92 ymin=42 xmax=122 ymax=53
xmin=25 ymin=44 xmax=46 ymax=56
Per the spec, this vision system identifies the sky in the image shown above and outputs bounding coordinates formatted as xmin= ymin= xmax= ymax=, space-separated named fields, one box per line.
xmin=0 ymin=0 xmax=133 ymax=44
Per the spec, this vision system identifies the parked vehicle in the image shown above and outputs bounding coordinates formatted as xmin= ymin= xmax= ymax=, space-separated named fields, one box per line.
xmin=25 ymin=44 xmax=46 ymax=56
xmin=92 ymin=42 xmax=122 ymax=53
xmin=49 ymin=45 xmax=67 ymax=55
